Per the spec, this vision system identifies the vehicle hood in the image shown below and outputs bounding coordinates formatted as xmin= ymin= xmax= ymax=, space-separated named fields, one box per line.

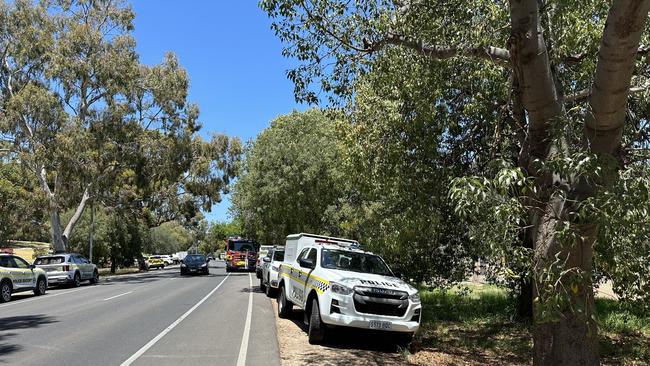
xmin=184 ymin=261 xmax=207 ymax=268
xmin=320 ymin=269 xmax=417 ymax=295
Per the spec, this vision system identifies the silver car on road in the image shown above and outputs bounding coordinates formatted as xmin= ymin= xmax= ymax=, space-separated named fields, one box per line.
xmin=34 ymin=253 xmax=99 ymax=287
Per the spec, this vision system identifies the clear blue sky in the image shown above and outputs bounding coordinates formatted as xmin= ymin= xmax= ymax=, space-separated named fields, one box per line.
xmin=131 ymin=1 xmax=303 ymax=223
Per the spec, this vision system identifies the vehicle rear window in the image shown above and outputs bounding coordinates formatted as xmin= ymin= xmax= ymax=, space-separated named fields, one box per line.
xmin=185 ymin=255 xmax=206 ymax=263
xmin=273 ymin=251 xmax=285 ymax=261
xmin=228 ymin=241 xmax=259 ymax=252
xmin=35 ymin=256 xmax=65 ymax=265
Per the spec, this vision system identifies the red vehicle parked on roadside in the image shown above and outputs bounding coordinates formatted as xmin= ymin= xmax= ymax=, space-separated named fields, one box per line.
xmin=225 ymin=237 xmax=260 ymax=272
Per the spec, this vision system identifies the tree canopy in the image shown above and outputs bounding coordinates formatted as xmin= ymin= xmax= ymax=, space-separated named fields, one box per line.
xmin=261 ymin=0 xmax=650 ymax=364
xmin=0 ymin=0 xmax=242 ymax=256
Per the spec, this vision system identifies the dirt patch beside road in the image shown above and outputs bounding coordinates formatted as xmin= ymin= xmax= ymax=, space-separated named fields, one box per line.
xmin=271 ymin=299 xmax=413 ymax=366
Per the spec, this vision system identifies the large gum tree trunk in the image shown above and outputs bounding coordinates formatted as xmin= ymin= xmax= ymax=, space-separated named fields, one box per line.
xmin=509 ymin=1 xmax=650 ymax=364
xmin=49 ymin=207 xmax=67 ymax=253
xmin=531 ymin=206 xmax=599 ymax=365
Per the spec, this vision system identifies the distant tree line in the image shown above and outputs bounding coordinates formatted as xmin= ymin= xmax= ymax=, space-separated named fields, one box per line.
xmin=0 ymin=0 xmax=242 ymax=271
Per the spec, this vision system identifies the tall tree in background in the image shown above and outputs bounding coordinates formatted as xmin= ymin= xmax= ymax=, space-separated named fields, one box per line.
xmin=0 ymin=0 xmax=241 ymax=253
xmin=231 ymin=109 xmax=344 ymax=244
xmin=261 ymin=0 xmax=650 ymax=364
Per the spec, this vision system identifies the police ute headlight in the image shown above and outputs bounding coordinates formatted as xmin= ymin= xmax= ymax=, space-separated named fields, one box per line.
xmin=330 ymin=282 xmax=353 ymax=295
xmin=271 ymin=265 xmax=279 ymax=271
xmin=201 ymin=263 xmax=207 ymax=267
xmin=409 ymin=292 xmax=421 ymax=303
xmin=180 ymin=263 xmax=186 ymax=267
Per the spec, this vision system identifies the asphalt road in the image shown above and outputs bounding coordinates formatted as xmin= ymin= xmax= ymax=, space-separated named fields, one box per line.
xmin=0 ymin=261 xmax=280 ymax=366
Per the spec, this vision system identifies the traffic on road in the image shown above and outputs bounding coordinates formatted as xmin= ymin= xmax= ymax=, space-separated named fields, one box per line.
xmin=1 ymin=234 xmax=421 ymax=365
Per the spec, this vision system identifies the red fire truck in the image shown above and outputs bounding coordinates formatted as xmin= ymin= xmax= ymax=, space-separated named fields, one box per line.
xmin=224 ymin=237 xmax=260 ymax=272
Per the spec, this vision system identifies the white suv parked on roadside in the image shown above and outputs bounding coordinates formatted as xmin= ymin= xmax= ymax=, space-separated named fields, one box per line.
xmin=34 ymin=253 xmax=98 ymax=287
xmin=260 ymin=247 xmax=284 ymax=297
xmin=276 ymin=233 xmax=421 ymax=344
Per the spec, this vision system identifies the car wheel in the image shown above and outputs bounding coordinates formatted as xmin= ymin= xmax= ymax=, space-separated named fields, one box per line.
xmin=90 ymin=270 xmax=99 ymax=284
xmin=161 ymin=265 xmax=165 ymax=270
xmin=0 ymin=281 xmax=12 ymax=303
xmin=308 ymin=298 xmax=326 ymax=344
xmin=277 ymin=285 xmax=293 ymax=319
xmin=259 ymin=277 xmax=266 ymax=292
xmin=34 ymin=277 xmax=47 ymax=296
xmin=72 ymin=272 xmax=81 ymax=288
xmin=265 ymin=283 xmax=276 ymax=298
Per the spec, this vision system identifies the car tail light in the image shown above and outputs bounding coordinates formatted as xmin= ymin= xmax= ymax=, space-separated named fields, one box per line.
xmin=62 ymin=265 xmax=69 ymax=272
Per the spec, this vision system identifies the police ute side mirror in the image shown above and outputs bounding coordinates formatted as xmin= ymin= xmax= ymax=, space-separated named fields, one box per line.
xmin=263 ymin=257 xmax=271 ymax=263
xmin=29 ymin=264 xmax=36 ymax=269
xmin=299 ymin=258 xmax=315 ymax=269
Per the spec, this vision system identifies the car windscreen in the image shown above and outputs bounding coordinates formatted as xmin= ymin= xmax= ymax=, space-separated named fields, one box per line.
xmin=34 ymin=256 xmax=65 ymax=265
xmin=229 ymin=242 xmax=259 ymax=252
xmin=184 ymin=255 xmax=205 ymax=263
xmin=273 ymin=251 xmax=285 ymax=261
xmin=320 ymin=249 xmax=393 ymax=276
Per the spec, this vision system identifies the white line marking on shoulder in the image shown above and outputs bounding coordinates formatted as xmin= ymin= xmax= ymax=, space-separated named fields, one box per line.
xmin=119 ymin=273 xmax=231 ymax=366
xmin=237 ymin=273 xmax=254 ymax=366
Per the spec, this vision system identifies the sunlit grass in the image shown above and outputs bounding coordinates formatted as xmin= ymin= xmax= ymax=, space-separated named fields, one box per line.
xmin=413 ymin=284 xmax=650 ymax=365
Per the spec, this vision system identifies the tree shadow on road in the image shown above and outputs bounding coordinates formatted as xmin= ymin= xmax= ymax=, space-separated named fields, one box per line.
xmin=0 ymin=314 xmax=58 ymax=361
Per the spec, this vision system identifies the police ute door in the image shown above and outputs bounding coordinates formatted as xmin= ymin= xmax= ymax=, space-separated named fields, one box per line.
xmin=298 ymin=248 xmax=318 ymax=308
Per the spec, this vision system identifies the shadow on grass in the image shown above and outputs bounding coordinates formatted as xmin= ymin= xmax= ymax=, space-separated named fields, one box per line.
xmin=414 ymin=288 xmax=650 ymax=365
xmin=415 ymin=288 xmax=531 ymax=364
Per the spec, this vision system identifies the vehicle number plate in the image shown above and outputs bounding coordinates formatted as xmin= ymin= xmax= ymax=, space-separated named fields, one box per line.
xmin=190 ymin=269 xmax=196 ymax=272
xmin=368 ymin=320 xmax=392 ymax=330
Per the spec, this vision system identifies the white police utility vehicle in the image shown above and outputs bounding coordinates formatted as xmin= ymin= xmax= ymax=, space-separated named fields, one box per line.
xmin=276 ymin=233 xmax=421 ymax=344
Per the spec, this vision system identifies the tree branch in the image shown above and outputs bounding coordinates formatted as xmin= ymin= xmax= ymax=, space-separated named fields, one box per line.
xmin=566 ymin=81 xmax=650 ymax=103
xmin=367 ymin=33 xmax=511 ymax=67
xmin=62 ymin=184 xmax=92 ymax=240
xmin=508 ymin=0 xmax=562 ymax=168
xmin=586 ymin=0 xmax=650 ymax=154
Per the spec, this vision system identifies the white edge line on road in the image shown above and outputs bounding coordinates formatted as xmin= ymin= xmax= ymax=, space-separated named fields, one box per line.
xmin=119 ymin=273 xmax=231 ymax=366
xmin=0 ymin=286 xmax=93 ymax=308
xmin=103 ymin=291 xmax=133 ymax=301
xmin=236 ymin=273 xmax=254 ymax=366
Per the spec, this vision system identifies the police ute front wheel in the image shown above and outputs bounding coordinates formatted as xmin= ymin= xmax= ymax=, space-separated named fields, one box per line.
xmin=308 ymin=298 xmax=326 ymax=344
xmin=259 ymin=278 xmax=266 ymax=292
xmin=277 ymin=285 xmax=292 ymax=318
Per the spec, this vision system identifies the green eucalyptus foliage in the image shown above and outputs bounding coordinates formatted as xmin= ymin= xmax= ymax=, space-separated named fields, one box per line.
xmin=262 ymin=0 xmax=650 ymax=309
xmin=231 ymin=109 xmax=345 ymax=244
xmin=1 ymin=0 xmax=242 ymax=253
xmin=0 ymin=161 xmax=48 ymax=243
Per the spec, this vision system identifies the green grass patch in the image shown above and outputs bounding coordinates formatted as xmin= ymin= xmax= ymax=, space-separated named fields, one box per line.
xmin=412 ymin=284 xmax=650 ymax=365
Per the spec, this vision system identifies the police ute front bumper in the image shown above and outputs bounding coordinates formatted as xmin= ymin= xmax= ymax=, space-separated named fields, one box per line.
xmin=320 ymin=288 xmax=422 ymax=333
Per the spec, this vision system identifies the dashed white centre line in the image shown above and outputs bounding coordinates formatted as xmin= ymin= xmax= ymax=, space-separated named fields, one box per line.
xmin=119 ymin=273 xmax=231 ymax=366
xmin=236 ymin=273 xmax=254 ymax=366
xmin=103 ymin=291 xmax=133 ymax=301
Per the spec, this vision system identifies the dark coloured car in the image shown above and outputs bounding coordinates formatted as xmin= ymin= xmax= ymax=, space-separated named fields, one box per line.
xmin=180 ymin=254 xmax=209 ymax=275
